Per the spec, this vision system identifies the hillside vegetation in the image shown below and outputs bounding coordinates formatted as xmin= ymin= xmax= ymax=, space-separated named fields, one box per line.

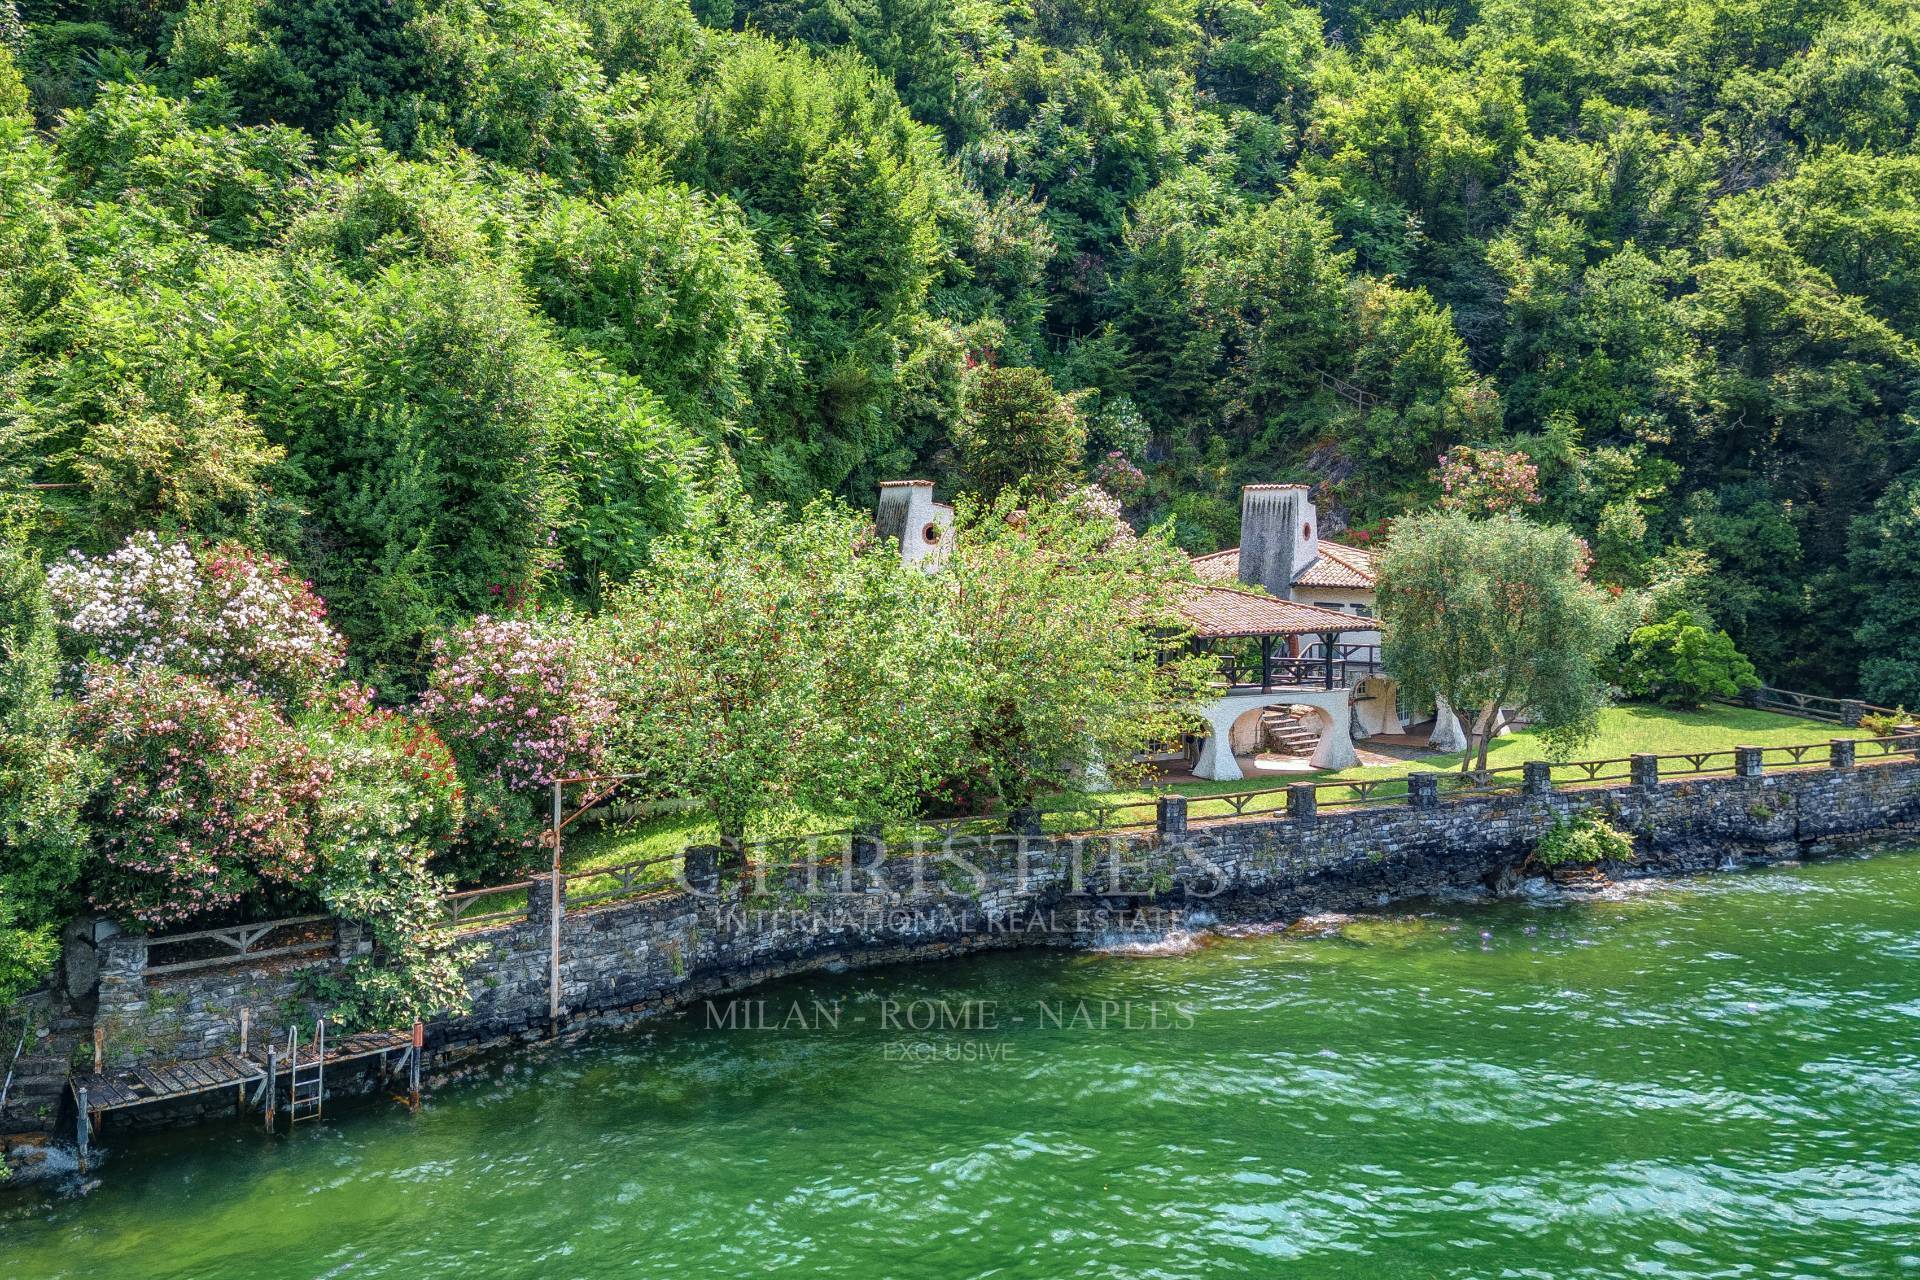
xmin=3 ymin=0 xmax=1919 ymax=702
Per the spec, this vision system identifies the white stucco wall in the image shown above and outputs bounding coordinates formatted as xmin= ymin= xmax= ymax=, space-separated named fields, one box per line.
xmin=1193 ymin=689 xmax=1358 ymax=780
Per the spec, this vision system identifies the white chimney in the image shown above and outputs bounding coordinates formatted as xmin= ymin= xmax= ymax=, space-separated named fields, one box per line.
xmin=875 ymin=480 xmax=952 ymax=572
xmin=1236 ymin=484 xmax=1318 ymax=597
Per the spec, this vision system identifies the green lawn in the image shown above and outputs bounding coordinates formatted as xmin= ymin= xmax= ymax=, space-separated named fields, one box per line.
xmin=1332 ymin=702 xmax=1873 ymax=783
xmin=476 ymin=701 xmax=1874 ymax=907
xmin=1090 ymin=702 xmax=1881 ymax=825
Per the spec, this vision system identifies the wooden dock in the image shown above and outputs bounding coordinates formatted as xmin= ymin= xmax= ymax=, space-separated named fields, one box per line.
xmin=74 ymin=1053 xmax=266 ymax=1112
xmin=66 ymin=1024 xmax=425 ymax=1174
xmin=71 ymin=1028 xmax=415 ymax=1115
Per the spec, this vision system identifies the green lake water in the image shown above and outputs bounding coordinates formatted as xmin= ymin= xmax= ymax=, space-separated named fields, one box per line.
xmin=7 ymin=852 xmax=1920 ymax=1279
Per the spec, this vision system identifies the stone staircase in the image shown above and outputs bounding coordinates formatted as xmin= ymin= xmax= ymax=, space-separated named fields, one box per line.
xmin=1261 ymin=709 xmax=1321 ymax=756
xmin=2 ymin=1000 xmax=92 ymax=1136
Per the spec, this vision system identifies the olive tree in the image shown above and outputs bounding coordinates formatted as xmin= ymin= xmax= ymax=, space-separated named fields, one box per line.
xmin=1377 ymin=512 xmax=1634 ymax=772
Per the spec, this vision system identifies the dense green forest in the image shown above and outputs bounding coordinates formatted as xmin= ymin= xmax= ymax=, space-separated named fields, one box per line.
xmin=2 ymin=0 xmax=1918 ymax=698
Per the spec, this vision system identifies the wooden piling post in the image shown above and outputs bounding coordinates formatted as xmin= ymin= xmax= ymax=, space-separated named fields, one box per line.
xmin=409 ymin=1020 xmax=423 ymax=1110
xmin=236 ymin=1009 xmax=251 ymax=1115
xmin=92 ymin=1025 xmax=104 ymax=1075
xmin=264 ymin=1047 xmax=278 ymax=1132
xmin=75 ymin=1087 xmax=89 ymax=1172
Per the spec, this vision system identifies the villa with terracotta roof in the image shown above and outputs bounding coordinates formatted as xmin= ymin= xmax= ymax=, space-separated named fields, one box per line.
xmin=1187 ymin=484 xmax=1380 ymax=643
xmin=873 ymin=479 xmax=1460 ymax=782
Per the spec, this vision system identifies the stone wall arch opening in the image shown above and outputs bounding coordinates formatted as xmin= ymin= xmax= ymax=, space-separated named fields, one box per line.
xmin=1193 ymin=689 xmax=1359 ymax=780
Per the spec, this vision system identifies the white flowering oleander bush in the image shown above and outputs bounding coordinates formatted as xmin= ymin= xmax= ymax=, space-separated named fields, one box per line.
xmin=47 ymin=532 xmax=347 ymax=704
xmin=418 ymin=615 xmax=611 ymax=881
xmin=75 ymin=664 xmax=332 ymax=927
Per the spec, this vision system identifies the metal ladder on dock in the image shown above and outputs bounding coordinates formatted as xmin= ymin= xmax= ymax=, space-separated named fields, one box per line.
xmin=286 ymin=1019 xmax=325 ymax=1125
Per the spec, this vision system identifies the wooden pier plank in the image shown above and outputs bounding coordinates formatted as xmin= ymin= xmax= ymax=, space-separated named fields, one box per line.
xmin=72 ymin=1025 xmax=417 ymax=1113
xmin=84 ymin=1077 xmax=134 ymax=1109
xmin=216 ymin=1053 xmax=263 ymax=1081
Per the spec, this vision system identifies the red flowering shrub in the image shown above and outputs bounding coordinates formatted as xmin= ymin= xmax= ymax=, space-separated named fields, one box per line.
xmin=308 ymin=684 xmax=463 ymax=838
xmin=298 ymin=686 xmax=471 ymax=1027
xmin=75 ymin=664 xmax=330 ymax=927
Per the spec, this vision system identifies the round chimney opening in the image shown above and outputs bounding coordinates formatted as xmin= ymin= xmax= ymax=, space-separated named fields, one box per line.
xmin=922 ymin=523 xmax=943 ymax=546
xmin=1303 ymin=522 xmax=1314 ymax=541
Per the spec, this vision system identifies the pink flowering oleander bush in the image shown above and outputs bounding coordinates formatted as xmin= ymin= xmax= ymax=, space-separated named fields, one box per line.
xmin=75 ymin=664 xmax=331 ymax=928
xmin=1435 ymin=445 xmax=1543 ymax=517
xmin=418 ymin=615 xmax=611 ymax=882
xmin=1091 ymin=451 xmax=1147 ymax=503
xmin=47 ymin=532 xmax=346 ymax=704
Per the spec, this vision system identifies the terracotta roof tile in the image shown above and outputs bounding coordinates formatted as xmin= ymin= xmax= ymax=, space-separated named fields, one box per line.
xmin=1190 ymin=547 xmax=1241 ymax=582
xmin=1293 ymin=542 xmax=1376 ymax=589
xmin=1174 ymin=584 xmax=1369 ymax=640
xmin=1187 ymin=541 xmax=1377 ymax=590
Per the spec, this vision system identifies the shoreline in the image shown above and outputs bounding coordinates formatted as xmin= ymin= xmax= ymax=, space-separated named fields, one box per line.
xmin=13 ymin=800 xmax=1917 ymax=1186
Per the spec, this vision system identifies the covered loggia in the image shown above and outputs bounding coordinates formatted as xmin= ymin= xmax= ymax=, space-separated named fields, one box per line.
xmin=1170 ymin=584 xmax=1386 ymax=780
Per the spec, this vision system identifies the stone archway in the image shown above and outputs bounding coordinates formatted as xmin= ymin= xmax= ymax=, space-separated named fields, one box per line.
xmin=1193 ymin=689 xmax=1358 ymax=780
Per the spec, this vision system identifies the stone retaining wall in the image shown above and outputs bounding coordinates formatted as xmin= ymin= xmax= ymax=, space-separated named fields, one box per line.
xmin=41 ymin=757 xmax=1920 ymax=1125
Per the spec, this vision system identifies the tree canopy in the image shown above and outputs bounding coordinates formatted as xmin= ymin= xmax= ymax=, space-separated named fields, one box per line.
xmin=4 ymin=0 xmax=1919 ymax=696
xmin=1377 ymin=512 xmax=1634 ymax=771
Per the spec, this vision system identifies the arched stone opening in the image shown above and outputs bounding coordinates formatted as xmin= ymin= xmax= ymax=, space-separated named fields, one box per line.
xmin=1193 ymin=689 xmax=1358 ymax=780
